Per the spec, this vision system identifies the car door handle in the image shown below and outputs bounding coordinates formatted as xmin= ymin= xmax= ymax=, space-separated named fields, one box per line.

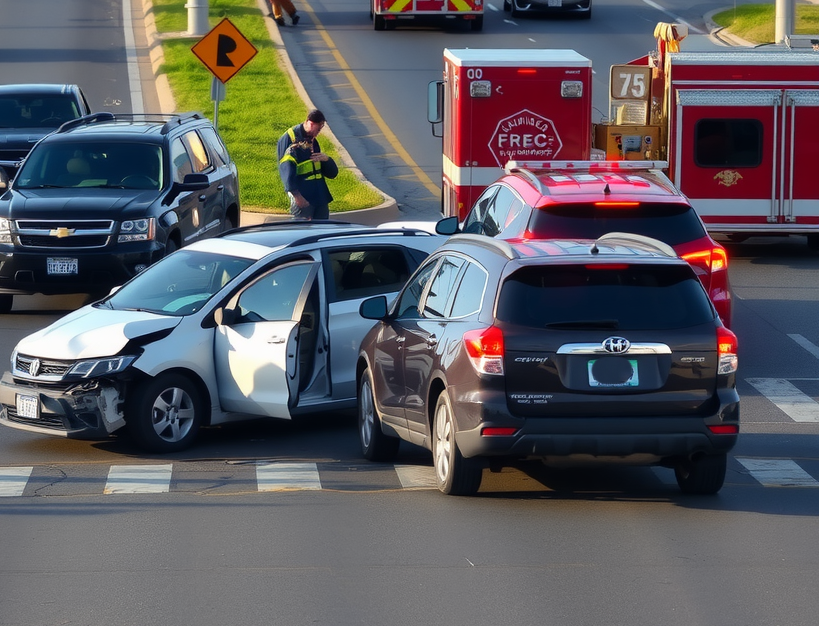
xmin=395 ymin=336 xmax=405 ymax=344
xmin=217 ymin=184 xmax=224 ymax=190
xmin=426 ymin=335 xmax=438 ymax=347
xmin=268 ymin=336 xmax=286 ymax=344
xmin=198 ymin=194 xmax=207 ymax=202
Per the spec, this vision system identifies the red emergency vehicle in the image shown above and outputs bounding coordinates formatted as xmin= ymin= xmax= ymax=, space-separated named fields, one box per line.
xmin=371 ymin=0 xmax=484 ymax=31
xmin=428 ymin=48 xmax=592 ymax=219
xmin=430 ymin=32 xmax=819 ymax=248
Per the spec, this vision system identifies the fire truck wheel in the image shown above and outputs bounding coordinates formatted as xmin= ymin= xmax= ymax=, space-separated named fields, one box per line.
xmin=470 ymin=15 xmax=483 ymax=31
xmin=374 ymin=14 xmax=385 ymax=30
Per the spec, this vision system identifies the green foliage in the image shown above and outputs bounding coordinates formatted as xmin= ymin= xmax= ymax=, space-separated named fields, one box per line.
xmin=150 ymin=0 xmax=384 ymax=213
xmin=712 ymin=4 xmax=819 ymax=44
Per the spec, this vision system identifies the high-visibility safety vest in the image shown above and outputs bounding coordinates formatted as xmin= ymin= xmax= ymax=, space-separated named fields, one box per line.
xmin=280 ymin=127 xmax=323 ymax=180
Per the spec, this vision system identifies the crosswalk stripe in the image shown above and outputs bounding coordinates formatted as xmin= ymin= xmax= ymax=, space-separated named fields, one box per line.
xmin=395 ymin=464 xmax=436 ymax=489
xmin=104 ymin=464 xmax=173 ymax=494
xmin=256 ymin=462 xmax=321 ymax=491
xmin=788 ymin=334 xmax=819 ymax=361
xmin=0 ymin=467 xmax=34 ymax=497
xmin=737 ymin=458 xmax=819 ymax=488
xmin=746 ymin=378 xmax=819 ymax=423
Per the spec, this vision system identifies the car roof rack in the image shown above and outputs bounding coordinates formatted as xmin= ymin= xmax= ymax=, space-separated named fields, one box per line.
xmin=284 ymin=227 xmax=440 ymax=249
xmin=55 ymin=112 xmax=204 ymax=135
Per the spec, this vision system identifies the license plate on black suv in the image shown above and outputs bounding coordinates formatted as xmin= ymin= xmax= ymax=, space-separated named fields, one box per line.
xmin=47 ymin=257 xmax=79 ymax=275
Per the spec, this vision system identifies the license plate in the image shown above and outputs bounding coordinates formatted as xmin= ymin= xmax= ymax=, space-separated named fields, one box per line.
xmin=588 ymin=358 xmax=639 ymax=388
xmin=47 ymin=257 xmax=78 ymax=275
xmin=548 ymin=0 xmax=562 ymax=6
xmin=16 ymin=394 xmax=39 ymax=419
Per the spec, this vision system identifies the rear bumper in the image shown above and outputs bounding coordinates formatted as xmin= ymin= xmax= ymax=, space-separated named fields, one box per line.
xmin=453 ymin=388 xmax=739 ymax=463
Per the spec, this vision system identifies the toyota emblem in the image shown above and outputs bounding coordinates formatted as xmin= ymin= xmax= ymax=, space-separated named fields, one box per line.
xmin=602 ymin=337 xmax=630 ymax=354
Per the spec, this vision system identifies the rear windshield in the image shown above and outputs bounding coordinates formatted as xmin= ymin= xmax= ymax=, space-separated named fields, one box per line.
xmin=528 ymin=203 xmax=706 ymax=247
xmin=497 ymin=264 xmax=715 ymax=331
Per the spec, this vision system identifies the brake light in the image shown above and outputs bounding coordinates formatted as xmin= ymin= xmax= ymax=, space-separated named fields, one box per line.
xmin=717 ymin=326 xmax=738 ymax=375
xmin=463 ymin=326 xmax=505 ymax=375
xmin=708 ymin=424 xmax=739 ymax=435
xmin=593 ymin=201 xmax=640 ymax=208
xmin=681 ymin=247 xmax=729 ymax=273
xmin=517 ymin=68 xmax=537 ymax=75
xmin=585 ymin=264 xmax=629 ymax=270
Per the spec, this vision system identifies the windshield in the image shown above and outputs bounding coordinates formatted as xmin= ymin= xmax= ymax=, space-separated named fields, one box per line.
xmin=0 ymin=95 xmax=81 ymax=129
xmin=101 ymin=250 xmax=255 ymax=315
xmin=16 ymin=141 xmax=163 ymax=190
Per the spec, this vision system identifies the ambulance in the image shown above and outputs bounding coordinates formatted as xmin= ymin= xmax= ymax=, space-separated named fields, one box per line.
xmin=370 ymin=0 xmax=484 ymax=31
xmin=428 ymin=29 xmax=819 ymax=248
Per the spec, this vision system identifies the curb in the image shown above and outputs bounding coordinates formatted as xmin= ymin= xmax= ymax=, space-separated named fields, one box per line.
xmin=703 ymin=8 xmax=760 ymax=48
xmin=139 ymin=0 xmax=402 ymax=226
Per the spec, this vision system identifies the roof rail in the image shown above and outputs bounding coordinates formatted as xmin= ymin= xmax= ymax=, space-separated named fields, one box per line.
xmin=448 ymin=233 xmax=517 ymax=260
xmin=592 ymin=231 xmax=677 ymax=257
xmin=284 ymin=227 xmax=437 ymax=249
xmin=505 ymin=160 xmax=669 ymax=174
xmin=57 ymin=112 xmax=115 ymax=133
xmin=216 ymin=219 xmax=358 ymax=238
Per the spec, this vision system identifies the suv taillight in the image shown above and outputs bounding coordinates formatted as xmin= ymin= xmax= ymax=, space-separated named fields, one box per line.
xmin=463 ymin=326 xmax=504 ymax=375
xmin=681 ymin=246 xmax=728 ymax=274
xmin=717 ymin=326 xmax=738 ymax=375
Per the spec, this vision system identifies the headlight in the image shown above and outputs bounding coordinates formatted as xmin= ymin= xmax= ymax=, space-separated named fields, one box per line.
xmin=67 ymin=356 xmax=137 ymax=378
xmin=118 ymin=218 xmax=156 ymax=242
xmin=0 ymin=217 xmax=11 ymax=244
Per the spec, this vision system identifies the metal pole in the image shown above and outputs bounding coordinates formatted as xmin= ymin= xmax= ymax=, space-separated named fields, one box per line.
xmin=185 ymin=0 xmax=210 ymax=37
xmin=775 ymin=0 xmax=795 ymax=45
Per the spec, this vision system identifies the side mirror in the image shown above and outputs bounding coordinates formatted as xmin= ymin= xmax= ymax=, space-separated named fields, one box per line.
xmin=435 ymin=216 xmax=460 ymax=236
xmin=178 ymin=173 xmax=209 ymax=191
xmin=359 ymin=296 xmax=388 ymax=320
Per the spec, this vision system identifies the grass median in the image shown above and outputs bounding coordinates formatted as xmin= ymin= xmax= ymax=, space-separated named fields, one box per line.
xmin=712 ymin=3 xmax=819 ymax=44
xmin=150 ymin=0 xmax=384 ymax=214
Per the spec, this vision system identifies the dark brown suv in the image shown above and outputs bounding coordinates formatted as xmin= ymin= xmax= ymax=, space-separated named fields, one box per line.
xmin=356 ymin=232 xmax=739 ymax=495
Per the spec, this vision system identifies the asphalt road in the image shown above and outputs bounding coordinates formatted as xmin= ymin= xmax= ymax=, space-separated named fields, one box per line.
xmin=2 ymin=2 xmax=819 ymax=625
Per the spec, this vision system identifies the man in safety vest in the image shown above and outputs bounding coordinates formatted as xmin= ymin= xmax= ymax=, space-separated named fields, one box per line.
xmin=277 ymin=109 xmax=339 ymax=220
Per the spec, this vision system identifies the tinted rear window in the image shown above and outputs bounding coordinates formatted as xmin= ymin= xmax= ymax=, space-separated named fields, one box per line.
xmin=527 ymin=203 xmax=706 ymax=246
xmin=497 ymin=264 xmax=715 ymax=331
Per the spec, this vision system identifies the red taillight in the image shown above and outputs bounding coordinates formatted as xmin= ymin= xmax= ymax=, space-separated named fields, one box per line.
xmin=463 ymin=325 xmax=504 ymax=375
xmin=585 ymin=263 xmax=629 ymax=270
xmin=481 ymin=427 xmax=519 ymax=437
xmin=708 ymin=424 xmax=739 ymax=435
xmin=717 ymin=326 xmax=738 ymax=375
xmin=593 ymin=201 xmax=640 ymax=208
xmin=681 ymin=247 xmax=729 ymax=273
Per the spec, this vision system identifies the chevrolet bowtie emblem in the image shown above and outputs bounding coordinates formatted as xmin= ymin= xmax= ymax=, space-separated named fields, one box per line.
xmin=51 ymin=227 xmax=75 ymax=238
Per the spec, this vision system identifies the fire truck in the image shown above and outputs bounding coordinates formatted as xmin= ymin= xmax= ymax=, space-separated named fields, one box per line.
xmin=371 ymin=0 xmax=483 ymax=31
xmin=428 ymin=28 xmax=819 ymax=247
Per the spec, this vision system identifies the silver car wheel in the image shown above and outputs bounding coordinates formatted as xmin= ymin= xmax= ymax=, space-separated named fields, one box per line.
xmin=151 ymin=385 xmax=196 ymax=443
xmin=360 ymin=377 xmax=375 ymax=449
xmin=434 ymin=400 xmax=453 ymax=485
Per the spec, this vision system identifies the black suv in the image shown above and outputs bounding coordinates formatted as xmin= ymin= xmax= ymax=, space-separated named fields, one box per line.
xmin=357 ymin=232 xmax=739 ymax=495
xmin=0 ymin=111 xmax=240 ymax=312
xmin=0 ymin=83 xmax=91 ymax=181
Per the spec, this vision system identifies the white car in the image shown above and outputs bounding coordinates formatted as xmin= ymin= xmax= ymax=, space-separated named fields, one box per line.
xmin=0 ymin=221 xmax=448 ymax=452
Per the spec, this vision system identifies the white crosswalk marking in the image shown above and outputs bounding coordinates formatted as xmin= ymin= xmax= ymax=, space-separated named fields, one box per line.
xmin=0 ymin=466 xmax=33 ymax=497
xmin=737 ymin=458 xmax=819 ymax=488
xmin=256 ymin=462 xmax=321 ymax=491
xmin=746 ymin=378 xmax=819 ymax=423
xmin=395 ymin=464 xmax=436 ymax=489
xmin=104 ymin=464 xmax=173 ymax=494
xmin=788 ymin=334 xmax=819 ymax=361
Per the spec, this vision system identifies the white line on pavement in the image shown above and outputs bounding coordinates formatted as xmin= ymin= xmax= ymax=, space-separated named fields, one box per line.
xmin=256 ymin=462 xmax=322 ymax=491
xmin=788 ymin=334 xmax=819 ymax=361
xmin=395 ymin=465 xmax=437 ymax=489
xmin=104 ymin=464 xmax=173 ymax=494
xmin=0 ymin=467 xmax=34 ymax=497
xmin=746 ymin=378 xmax=819 ymax=423
xmin=737 ymin=458 xmax=819 ymax=487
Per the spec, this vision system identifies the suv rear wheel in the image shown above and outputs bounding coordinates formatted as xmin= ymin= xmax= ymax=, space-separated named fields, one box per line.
xmin=675 ymin=453 xmax=727 ymax=494
xmin=358 ymin=368 xmax=399 ymax=461
xmin=433 ymin=390 xmax=482 ymax=495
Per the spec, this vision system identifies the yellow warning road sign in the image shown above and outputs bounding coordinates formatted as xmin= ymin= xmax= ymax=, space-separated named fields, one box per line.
xmin=191 ymin=18 xmax=258 ymax=84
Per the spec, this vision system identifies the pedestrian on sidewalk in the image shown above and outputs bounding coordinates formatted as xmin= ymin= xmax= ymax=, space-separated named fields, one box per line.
xmin=277 ymin=109 xmax=338 ymax=220
xmin=265 ymin=0 xmax=300 ymax=26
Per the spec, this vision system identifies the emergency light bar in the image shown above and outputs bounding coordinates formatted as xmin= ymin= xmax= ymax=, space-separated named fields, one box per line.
xmin=505 ymin=160 xmax=669 ymax=173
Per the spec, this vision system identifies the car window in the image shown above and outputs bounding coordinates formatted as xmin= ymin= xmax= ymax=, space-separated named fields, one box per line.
xmin=327 ymin=247 xmax=411 ymax=302
xmin=395 ymin=259 xmax=439 ymax=319
xmin=236 ymin=262 xmax=313 ymax=323
xmin=483 ymin=185 xmax=522 ymax=237
xmin=199 ymin=126 xmax=231 ymax=167
xmin=422 ymin=255 xmax=464 ymax=318
xmin=463 ymin=186 xmax=499 ymax=234
xmin=170 ymin=137 xmax=194 ymax=183
xmin=182 ymin=130 xmax=211 ymax=173
xmin=449 ymin=261 xmax=487 ymax=318
xmin=527 ymin=203 xmax=707 ymax=247
xmin=496 ymin=264 xmax=715 ymax=331
xmin=0 ymin=95 xmax=80 ymax=129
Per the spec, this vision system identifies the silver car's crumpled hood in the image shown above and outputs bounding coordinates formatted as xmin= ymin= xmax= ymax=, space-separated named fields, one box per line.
xmin=16 ymin=305 xmax=182 ymax=361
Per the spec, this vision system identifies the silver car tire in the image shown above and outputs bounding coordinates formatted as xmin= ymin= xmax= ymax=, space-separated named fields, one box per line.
xmin=359 ymin=367 xmax=399 ymax=461
xmin=126 ymin=373 xmax=202 ymax=453
xmin=433 ymin=390 xmax=482 ymax=495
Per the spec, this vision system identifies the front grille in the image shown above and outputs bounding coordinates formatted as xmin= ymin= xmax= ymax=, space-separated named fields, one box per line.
xmin=19 ymin=234 xmax=110 ymax=248
xmin=13 ymin=219 xmax=116 ymax=250
xmin=15 ymin=354 xmax=73 ymax=381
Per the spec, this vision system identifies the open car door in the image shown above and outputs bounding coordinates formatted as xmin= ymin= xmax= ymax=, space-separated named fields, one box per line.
xmin=214 ymin=260 xmax=319 ymax=418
